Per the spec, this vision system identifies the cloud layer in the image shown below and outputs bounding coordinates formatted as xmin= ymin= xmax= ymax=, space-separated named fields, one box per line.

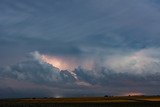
xmin=1 ymin=0 xmax=160 ymax=98
xmin=1 ymin=50 xmax=160 ymax=98
xmin=1 ymin=0 xmax=160 ymax=66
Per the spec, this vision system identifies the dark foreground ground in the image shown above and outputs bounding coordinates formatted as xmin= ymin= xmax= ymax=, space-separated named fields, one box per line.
xmin=1 ymin=96 xmax=160 ymax=107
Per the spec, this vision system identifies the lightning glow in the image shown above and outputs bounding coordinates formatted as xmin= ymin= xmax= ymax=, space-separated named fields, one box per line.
xmin=41 ymin=55 xmax=75 ymax=70
xmin=124 ymin=92 xmax=143 ymax=96
xmin=40 ymin=54 xmax=95 ymax=71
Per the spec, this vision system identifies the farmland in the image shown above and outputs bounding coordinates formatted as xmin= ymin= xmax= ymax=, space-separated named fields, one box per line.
xmin=0 ymin=96 xmax=160 ymax=107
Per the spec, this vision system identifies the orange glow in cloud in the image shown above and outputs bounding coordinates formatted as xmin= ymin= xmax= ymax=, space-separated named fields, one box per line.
xmin=41 ymin=54 xmax=94 ymax=71
xmin=41 ymin=55 xmax=73 ymax=70
xmin=124 ymin=92 xmax=143 ymax=96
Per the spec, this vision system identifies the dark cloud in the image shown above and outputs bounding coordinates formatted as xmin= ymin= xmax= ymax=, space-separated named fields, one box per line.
xmin=1 ymin=0 xmax=160 ymax=64
xmin=0 ymin=51 xmax=160 ymax=98
xmin=1 ymin=0 xmax=160 ymax=97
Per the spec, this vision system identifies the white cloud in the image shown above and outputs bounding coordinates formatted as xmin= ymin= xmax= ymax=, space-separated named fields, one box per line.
xmin=105 ymin=48 xmax=160 ymax=74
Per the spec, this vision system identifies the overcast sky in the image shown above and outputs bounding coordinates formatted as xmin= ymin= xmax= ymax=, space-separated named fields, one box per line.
xmin=1 ymin=0 xmax=160 ymax=98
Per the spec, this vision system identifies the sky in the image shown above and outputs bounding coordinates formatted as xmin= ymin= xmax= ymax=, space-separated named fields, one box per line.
xmin=1 ymin=0 xmax=160 ymax=98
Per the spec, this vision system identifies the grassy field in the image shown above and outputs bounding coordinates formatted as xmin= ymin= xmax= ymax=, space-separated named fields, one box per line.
xmin=0 ymin=96 xmax=160 ymax=107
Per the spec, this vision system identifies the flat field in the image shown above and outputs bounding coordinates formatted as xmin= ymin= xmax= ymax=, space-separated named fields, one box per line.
xmin=0 ymin=96 xmax=160 ymax=107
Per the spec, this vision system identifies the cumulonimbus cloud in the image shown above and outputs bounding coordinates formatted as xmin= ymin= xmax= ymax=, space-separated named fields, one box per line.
xmin=0 ymin=49 xmax=160 ymax=98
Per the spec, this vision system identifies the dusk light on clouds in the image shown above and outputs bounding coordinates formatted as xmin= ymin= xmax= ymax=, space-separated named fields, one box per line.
xmin=1 ymin=0 xmax=160 ymax=98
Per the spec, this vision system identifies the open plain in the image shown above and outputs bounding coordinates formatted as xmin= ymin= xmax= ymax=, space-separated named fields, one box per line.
xmin=1 ymin=96 xmax=160 ymax=107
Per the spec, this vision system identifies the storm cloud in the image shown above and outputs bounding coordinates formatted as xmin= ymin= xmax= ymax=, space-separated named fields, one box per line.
xmin=0 ymin=51 xmax=160 ymax=98
xmin=1 ymin=0 xmax=160 ymax=65
xmin=1 ymin=0 xmax=160 ymax=98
